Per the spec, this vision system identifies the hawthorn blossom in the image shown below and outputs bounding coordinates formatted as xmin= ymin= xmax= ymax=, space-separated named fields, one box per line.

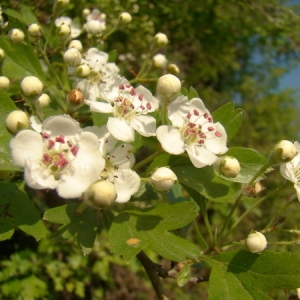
xmin=74 ymin=48 xmax=119 ymax=100
xmin=84 ymin=9 xmax=106 ymax=36
xmin=85 ymin=76 xmax=159 ymax=142
xmin=10 ymin=115 xmax=105 ymax=198
xmin=84 ymin=125 xmax=140 ymax=203
xmin=156 ymin=96 xmax=228 ymax=168
xmin=280 ymin=141 xmax=300 ymax=201
xmin=55 ymin=16 xmax=81 ymax=39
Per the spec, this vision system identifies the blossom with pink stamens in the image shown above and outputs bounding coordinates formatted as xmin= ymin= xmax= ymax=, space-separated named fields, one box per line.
xmin=156 ymin=96 xmax=228 ymax=168
xmin=10 ymin=115 xmax=105 ymax=198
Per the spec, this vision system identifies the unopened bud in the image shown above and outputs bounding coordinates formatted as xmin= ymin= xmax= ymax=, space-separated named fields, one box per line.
xmin=119 ymin=12 xmax=132 ymax=24
xmin=150 ymin=167 xmax=177 ymax=192
xmin=0 ymin=48 xmax=5 ymax=61
xmin=68 ymin=39 xmax=83 ymax=52
xmin=245 ymin=231 xmax=267 ymax=253
xmin=20 ymin=76 xmax=43 ymax=98
xmin=9 ymin=28 xmax=25 ymax=44
xmin=85 ymin=20 xmax=105 ymax=36
xmin=243 ymin=181 xmax=265 ymax=197
xmin=55 ymin=0 xmax=70 ymax=12
xmin=82 ymin=8 xmax=91 ymax=18
xmin=57 ymin=23 xmax=71 ymax=40
xmin=28 ymin=23 xmax=42 ymax=40
xmin=156 ymin=74 xmax=181 ymax=101
xmin=63 ymin=48 xmax=82 ymax=66
xmin=274 ymin=140 xmax=297 ymax=162
xmin=153 ymin=53 xmax=167 ymax=68
xmin=154 ymin=32 xmax=169 ymax=46
xmin=167 ymin=63 xmax=180 ymax=75
xmin=35 ymin=93 xmax=51 ymax=109
xmin=0 ymin=76 xmax=10 ymax=90
xmin=86 ymin=180 xmax=117 ymax=208
xmin=76 ymin=64 xmax=91 ymax=77
xmin=216 ymin=156 xmax=241 ymax=178
xmin=67 ymin=89 xmax=84 ymax=105
xmin=6 ymin=110 xmax=30 ymax=134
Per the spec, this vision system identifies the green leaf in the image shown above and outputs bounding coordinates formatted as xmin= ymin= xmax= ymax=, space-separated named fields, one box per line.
xmin=43 ymin=203 xmax=98 ymax=255
xmin=177 ymin=264 xmax=191 ymax=287
xmin=108 ymin=202 xmax=200 ymax=261
xmin=0 ymin=183 xmax=48 ymax=241
xmin=0 ymin=36 xmax=46 ymax=82
xmin=204 ymin=250 xmax=300 ymax=300
xmin=215 ymin=147 xmax=268 ymax=183
xmin=212 ymin=102 xmax=243 ymax=141
xmin=0 ymin=90 xmax=21 ymax=172
xmin=171 ymin=157 xmax=240 ymax=203
xmin=188 ymin=86 xmax=199 ymax=99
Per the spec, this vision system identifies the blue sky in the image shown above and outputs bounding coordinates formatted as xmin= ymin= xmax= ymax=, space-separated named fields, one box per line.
xmin=279 ymin=64 xmax=300 ymax=93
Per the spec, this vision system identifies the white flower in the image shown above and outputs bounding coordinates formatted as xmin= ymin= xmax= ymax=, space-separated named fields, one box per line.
xmin=84 ymin=125 xmax=140 ymax=203
xmin=10 ymin=115 xmax=105 ymax=198
xmin=74 ymin=48 xmax=119 ymax=100
xmin=156 ymin=96 xmax=228 ymax=168
xmin=85 ymin=76 xmax=159 ymax=142
xmin=55 ymin=16 xmax=81 ymax=39
xmin=280 ymin=141 xmax=300 ymax=201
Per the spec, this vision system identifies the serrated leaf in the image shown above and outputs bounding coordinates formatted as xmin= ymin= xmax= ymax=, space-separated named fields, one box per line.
xmin=0 ymin=183 xmax=48 ymax=241
xmin=0 ymin=90 xmax=21 ymax=171
xmin=109 ymin=202 xmax=200 ymax=261
xmin=212 ymin=102 xmax=243 ymax=141
xmin=204 ymin=250 xmax=300 ymax=300
xmin=171 ymin=157 xmax=240 ymax=203
xmin=43 ymin=203 xmax=98 ymax=255
xmin=215 ymin=147 xmax=268 ymax=183
xmin=0 ymin=36 xmax=46 ymax=82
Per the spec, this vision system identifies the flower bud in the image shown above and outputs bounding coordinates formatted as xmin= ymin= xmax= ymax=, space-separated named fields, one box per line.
xmin=167 ymin=63 xmax=180 ymax=75
xmin=6 ymin=110 xmax=30 ymax=134
xmin=0 ymin=76 xmax=10 ymax=90
xmin=63 ymin=48 xmax=82 ymax=66
xmin=245 ymin=231 xmax=267 ymax=253
xmin=154 ymin=32 xmax=169 ymax=46
xmin=35 ymin=93 xmax=51 ymax=109
xmin=76 ymin=64 xmax=91 ymax=77
xmin=9 ymin=28 xmax=25 ymax=44
xmin=20 ymin=76 xmax=43 ymax=98
xmin=55 ymin=0 xmax=70 ymax=12
xmin=156 ymin=74 xmax=181 ymax=101
xmin=274 ymin=140 xmax=297 ymax=162
xmin=86 ymin=180 xmax=117 ymax=208
xmin=85 ymin=20 xmax=105 ymax=36
xmin=82 ymin=8 xmax=91 ymax=18
xmin=216 ymin=156 xmax=241 ymax=178
xmin=67 ymin=89 xmax=84 ymax=105
xmin=68 ymin=39 xmax=83 ymax=52
xmin=28 ymin=23 xmax=42 ymax=40
xmin=0 ymin=48 xmax=5 ymax=61
xmin=153 ymin=53 xmax=167 ymax=68
xmin=119 ymin=12 xmax=132 ymax=24
xmin=150 ymin=167 xmax=177 ymax=192
xmin=57 ymin=23 xmax=71 ymax=40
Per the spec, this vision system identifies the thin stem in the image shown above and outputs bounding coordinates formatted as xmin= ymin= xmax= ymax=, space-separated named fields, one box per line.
xmin=199 ymin=198 xmax=214 ymax=246
xmin=136 ymin=251 xmax=169 ymax=300
xmin=193 ymin=219 xmax=208 ymax=249
xmin=132 ymin=151 xmax=163 ymax=171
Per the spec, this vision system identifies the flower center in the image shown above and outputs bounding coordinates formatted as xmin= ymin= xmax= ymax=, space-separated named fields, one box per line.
xmin=89 ymin=70 xmax=103 ymax=84
xmin=113 ymin=84 xmax=152 ymax=120
xmin=41 ymin=133 xmax=78 ymax=179
xmin=180 ymin=109 xmax=223 ymax=145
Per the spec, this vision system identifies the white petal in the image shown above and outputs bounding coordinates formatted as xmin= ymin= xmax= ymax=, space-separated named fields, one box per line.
xmin=24 ymin=161 xmax=57 ymax=190
xmin=10 ymin=130 xmax=43 ymax=167
xmin=42 ymin=115 xmax=81 ymax=139
xmin=114 ymin=169 xmax=140 ymax=203
xmin=168 ymin=95 xmax=189 ymax=127
xmin=107 ymin=117 xmax=135 ymax=142
xmin=85 ymin=100 xmax=113 ymax=113
xmin=30 ymin=116 xmax=42 ymax=133
xmin=204 ymin=123 xmax=228 ymax=154
xmin=280 ymin=162 xmax=296 ymax=183
xmin=110 ymin=144 xmax=135 ymax=168
xmin=186 ymin=144 xmax=217 ymax=168
xmin=156 ymin=125 xmax=185 ymax=155
xmin=130 ymin=115 xmax=156 ymax=137
xmin=189 ymin=98 xmax=208 ymax=114
xmin=136 ymin=85 xmax=159 ymax=112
